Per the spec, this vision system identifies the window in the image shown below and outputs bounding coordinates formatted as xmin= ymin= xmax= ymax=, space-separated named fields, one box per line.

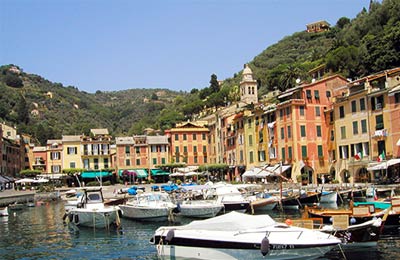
xmin=67 ymin=147 xmax=77 ymax=155
xmin=183 ymin=146 xmax=188 ymax=153
xmin=314 ymin=90 xmax=320 ymax=100
xmin=151 ymin=145 xmax=157 ymax=153
xmin=360 ymin=98 xmax=366 ymax=111
xmin=202 ymin=133 xmax=206 ymax=140
xmin=192 ymin=134 xmax=197 ymax=140
xmin=300 ymin=125 xmax=306 ymax=137
xmin=288 ymin=147 xmax=292 ymax=159
xmin=301 ymin=146 xmax=308 ymax=158
xmin=135 ymin=147 xmax=140 ymax=154
xmin=248 ymin=135 xmax=253 ymax=146
xmin=51 ymin=152 xmax=60 ymax=160
xmin=194 ymin=146 xmax=197 ymax=153
xmin=281 ymin=148 xmax=286 ymax=161
xmin=361 ymin=119 xmax=367 ymax=133
xmin=281 ymin=127 xmax=285 ymax=139
xmin=203 ymin=145 xmax=207 ymax=153
xmin=339 ymin=106 xmax=345 ymax=118
xmin=194 ymin=156 xmax=198 ymax=164
xmin=371 ymin=95 xmax=384 ymax=110
xmin=286 ymin=107 xmax=290 ymax=117
xmin=183 ymin=134 xmax=187 ymax=141
xmin=175 ymin=146 xmax=179 ymax=153
xmin=326 ymin=91 xmax=331 ymax=98
xmin=318 ymin=145 xmax=323 ymax=157
xmin=249 ymin=151 xmax=254 ymax=163
xmin=395 ymin=93 xmax=400 ymax=104
xmin=104 ymin=158 xmax=109 ymax=168
xmin=248 ymin=119 xmax=252 ymax=128
xmin=161 ymin=158 xmax=166 ymax=164
xmin=94 ymin=158 xmax=99 ymax=170
xmin=341 ymin=126 xmax=346 ymax=139
xmin=315 ymin=106 xmax=320 ymax=117
xmin=175 ymin=134 xmax=179 ymax=141
xmin=83 ymin=159 xmax=89 ymax=169
xmin=299 ymin=106 xmax=305 ymax=116
xmin=306 ymin=90 xmax=312 ymax=99
xmin=330 ymin=130 xmax=335 ymax=141
xmin=376 ymin=115 xmax=384 ymax=130
xmin=136 ymin=159 xmax=140 ymax=165
xmin=316 ymin=125 xmax=322 ymax=137
xmin=153 ymin=158 xmax=157 ymax=165
xmin=352 ymin=121 xmax=359 ymax=135
xmin=287 ymin=126 xmax=291 ymax=138
xmin=125 ymin=146 xmax=130 ymax=154
xmin=351 ymin=100 xmax=357 ymax=113
xmin=70 ymin=162 xmax=76 ymax=168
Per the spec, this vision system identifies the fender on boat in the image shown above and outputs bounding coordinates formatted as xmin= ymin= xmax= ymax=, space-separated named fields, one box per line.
xmin=261 ymin=237 xmax=270 ymax=256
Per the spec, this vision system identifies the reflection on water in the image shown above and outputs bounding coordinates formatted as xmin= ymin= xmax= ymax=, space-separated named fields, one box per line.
xmin=0 ymin=201 xmax=399 ymax=260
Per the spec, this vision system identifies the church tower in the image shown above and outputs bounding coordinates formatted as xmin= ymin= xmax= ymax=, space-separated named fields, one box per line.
xmin=240 ymin=64 xmax=258 ymax=104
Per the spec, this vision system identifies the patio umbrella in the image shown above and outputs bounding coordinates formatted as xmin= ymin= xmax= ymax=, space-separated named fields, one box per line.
xmin=15 ymin=178 xmax=36 ymax=184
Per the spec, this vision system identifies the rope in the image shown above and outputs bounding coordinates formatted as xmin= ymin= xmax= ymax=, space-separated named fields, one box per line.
xmin=338 ymin=243 xmax=347 ymax=260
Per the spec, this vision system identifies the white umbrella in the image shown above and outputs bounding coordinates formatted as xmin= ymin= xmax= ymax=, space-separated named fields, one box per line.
xmin=15 ymin=178 xmax=36 ymax=184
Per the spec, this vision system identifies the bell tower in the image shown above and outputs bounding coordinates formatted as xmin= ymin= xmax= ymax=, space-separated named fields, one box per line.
xmin=240 ymin=64 xmax=258 ymax=104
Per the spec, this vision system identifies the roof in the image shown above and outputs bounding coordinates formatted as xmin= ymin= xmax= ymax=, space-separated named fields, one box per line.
xmin=90 ymin=128 xmax=109 ymax=135
xmin=115 ymin=136 xmax=134 ymax=145
xmin=32 ymin=146 xmax=46 ymax=152
xmin=147 ymin=135 xmax=169 ymax=144
xmin=62 ymin=135 xmax=81 ymax=142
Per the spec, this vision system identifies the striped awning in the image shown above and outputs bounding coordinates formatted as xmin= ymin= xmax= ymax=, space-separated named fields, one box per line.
xmin=135 ymin=169 xmax=148 ymax=178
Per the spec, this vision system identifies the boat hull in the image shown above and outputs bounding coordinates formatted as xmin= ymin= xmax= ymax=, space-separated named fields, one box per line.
xmin=179 ymin=201 xmax=224 ymax=218
xmin=66 ymin=207 xmax=120 ymax=228
xmin=156 ymin=244 xmax=336 ymax=260
xmin=119 ymin=205 xmax=174 ymax=221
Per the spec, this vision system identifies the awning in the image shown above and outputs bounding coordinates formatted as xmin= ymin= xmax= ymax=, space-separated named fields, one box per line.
xmin=151 ymin=169 xmax=170 ymax=176
xmin=367 ymin=158 xmax=400 ymax=171
xmin=0 ymin=176 xmax=10 ymax=183
xmin=242 ymin=170 xmax=258 ymax=178
xmin=119 ymin=169 xmax=137 ymax=177
xmin=135 ymin=169 xmax=148 ymax=178
xmin=81 ymin=171 xmax=111 ymax=178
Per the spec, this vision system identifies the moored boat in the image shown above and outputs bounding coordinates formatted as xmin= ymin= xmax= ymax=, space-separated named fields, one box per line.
xmin=64 ymin=187 xmax=121 ymax=229
xmin=151 ymin=211 xmax=341 ymax=260
xmin=0 ymin=206 xmax=9 ymax=216
xmin=119 ymin=192 xmax=178 ymax=221
xmin=178 ymin=199 xmax=224 ymax=218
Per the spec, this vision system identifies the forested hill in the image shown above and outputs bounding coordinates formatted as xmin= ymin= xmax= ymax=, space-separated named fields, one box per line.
xmin=1 ymin=0 xmax=399 ymax=145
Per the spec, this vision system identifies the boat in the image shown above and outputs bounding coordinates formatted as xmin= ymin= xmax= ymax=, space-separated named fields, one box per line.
xmin=305 ymin=201 xmax=400 ymax=226
xmin=0 ymin=206 xmax=8 ymax=216
xmin=248 ymin=193 xmax=279 ymax=213
xmin=64 ymin=187 xmax=121 ymax=229
xmin=290 ymin=215 xmax=384 ymax=246
xmin=178 ymin=199 xmax=224 ymax=218
xmin=214 ymin=184 xmax=250 ymax=213
xmin=150 ymin=211 xmax=341 ymax=260
xmin=119 ymin=192 xmax=178 ymax=221
xmin=320 ymin=190 xmax=338 ymax=204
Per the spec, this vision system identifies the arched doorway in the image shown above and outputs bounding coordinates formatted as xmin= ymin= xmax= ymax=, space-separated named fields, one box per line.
xmin=301 ymin=166 xmax=314 ymax=184
xmin=340 ymin=170 xmax=350 ymax=183
xmin=355 ymin=167 xmax=369 ymax=183
xmin=329 ymin=167 xmax=336 ymax=183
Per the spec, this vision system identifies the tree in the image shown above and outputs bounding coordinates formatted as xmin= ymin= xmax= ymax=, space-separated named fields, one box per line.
xmin=336 ymin=17 xmax=351 ymax=29
xmin=17 ymin=94 xmax=29 ymax=124
xmin=4 ymin=74 xmax=23 ymax=88
xmin=209 ymin=74 xmax=220 ymax=93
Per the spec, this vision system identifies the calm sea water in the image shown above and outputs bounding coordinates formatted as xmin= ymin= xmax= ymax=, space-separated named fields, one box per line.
xmin=0 ymin=202 xmax=399 ymax=260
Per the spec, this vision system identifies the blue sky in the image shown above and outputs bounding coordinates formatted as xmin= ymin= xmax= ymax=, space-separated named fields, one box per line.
xmin=1 ymin=0 xmax=370 ymax=93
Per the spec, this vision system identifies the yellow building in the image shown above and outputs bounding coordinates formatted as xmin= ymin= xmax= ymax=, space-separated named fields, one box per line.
xmin=81 ymin=129 xmax=112 ymax=170
xmin=62 ymin=135 xmax=83 ymax=170
xmin=46 ymin=139 xmax=62 ymax=175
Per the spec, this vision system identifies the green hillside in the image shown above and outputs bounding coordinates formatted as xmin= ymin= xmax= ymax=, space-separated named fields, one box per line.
xmin=1 ymin=0 xmax=399 ymax=145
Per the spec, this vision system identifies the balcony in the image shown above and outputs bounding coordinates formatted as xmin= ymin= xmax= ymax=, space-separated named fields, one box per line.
xmin=372 ymin=129 xmax=388 ymax=138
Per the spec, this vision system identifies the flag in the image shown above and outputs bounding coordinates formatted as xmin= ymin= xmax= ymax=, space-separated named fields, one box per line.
xmin=373 ymin=187 xmax=378 ymax=201
xmin=354 ymin=151 xmax=362 ymax=160
xmin=377 ymin=151 xmax=385 ymax=162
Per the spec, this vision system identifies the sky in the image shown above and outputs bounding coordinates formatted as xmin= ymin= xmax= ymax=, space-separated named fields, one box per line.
xmin=1 ymin=0 xmax=371 ymax=93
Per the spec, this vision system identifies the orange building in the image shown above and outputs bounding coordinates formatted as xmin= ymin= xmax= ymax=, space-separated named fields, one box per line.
xmin=276 ymin=75 xmax=348 ymax=183
xmin=165 ymin=122 xmax=209 ymax=165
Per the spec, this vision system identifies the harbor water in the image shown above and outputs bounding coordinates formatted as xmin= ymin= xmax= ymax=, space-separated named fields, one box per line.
xmin=0 ymin=202 xmax=399 ymax=260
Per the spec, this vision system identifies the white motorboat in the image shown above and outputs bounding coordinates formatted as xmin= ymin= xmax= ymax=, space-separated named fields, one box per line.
xmin=213 ymin=184 xmax=250 ymax=213
xmin=247 ymin=193 xmax=280 ymax=213
xmin=119 ymin=192 xmax=177 ymax=221
xmin=178 ymin=200 xmax=224 ymax=218
xmin=0 ymin=206 xmax=9 ymax=216
xmin=151 ymin=211 xmax=341 ymax=260
xmin=64 ymin=187 xmax=120 ymax=229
